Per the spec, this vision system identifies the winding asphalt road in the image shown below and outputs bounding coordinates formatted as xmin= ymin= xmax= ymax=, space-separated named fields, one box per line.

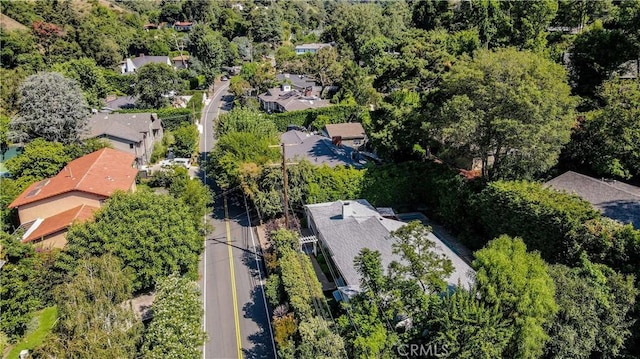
xmin=199 ymin=82 xmax=276 ymax=359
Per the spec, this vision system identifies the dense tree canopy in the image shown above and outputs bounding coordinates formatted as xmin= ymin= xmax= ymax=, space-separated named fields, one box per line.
xmin=433 ymin=48 xmax=576 ymax=179
xmin=389 ymin=221 xmax=453 ymax=293
xmin=427 ymin=289 xmax=513 ymax=358
xmin=473 ymin=235 xmax=558 ymax=359
xmin=545 ymin=258 xmax=637 ymax=359
xmin=66 ymin=190 xmax=204 ymax=292
xmin=0 ymin=231 xmax=39 ymax=340
xmin=9 ymin=72 xmax=89 ymax=144
xmin=562 ymin=78 xmax=640 ymax=180
xmin=134 ymin=63 xmax=181 ymax=109
xmin=188 ymin=24 xmax=227 ymax=83
xmin=141 ymin=274 xmax=206 ymax=358
xmin=51 ymin=58 xmax=110 ymax=108
xmin=36 ymin=254 xmax=141 ymax=357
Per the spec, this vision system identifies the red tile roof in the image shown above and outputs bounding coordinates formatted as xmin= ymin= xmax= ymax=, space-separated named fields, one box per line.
xmin=22 ymin=204 xmax=98 ymax=243
xmin=10 ymin=148 xmax=137 ymax=208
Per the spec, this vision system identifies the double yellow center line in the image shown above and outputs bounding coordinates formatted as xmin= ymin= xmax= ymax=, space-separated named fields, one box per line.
xmin=224 ymin=195 xmax=243 ymax=359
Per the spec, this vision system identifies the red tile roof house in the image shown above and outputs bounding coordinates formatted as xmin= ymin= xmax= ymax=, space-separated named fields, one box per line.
xmin=9 ymin=148 xmax=138 ymax=249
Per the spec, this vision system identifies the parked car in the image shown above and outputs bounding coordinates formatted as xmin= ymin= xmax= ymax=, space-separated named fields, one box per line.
xmin=173 ymin=158 xmax=190 ymax=168
xmin=221 ymin=75 xmax=229 ymax=81
xmin=159 ymin=159 xmax=173 ymax=168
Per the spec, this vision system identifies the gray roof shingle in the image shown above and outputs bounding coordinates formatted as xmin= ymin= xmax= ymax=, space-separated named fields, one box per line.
xmin=305 ymin=200 xmax=475 ymax=290
xmin=87 ymin=113 xmax=160 ymax=143
xmin=545 ymin=171 xmax=640 ymax=228
xmin=280 ymin=130 xmax=365 ymax=168
xmin=131 ymin=56 xmax=171 ymax=69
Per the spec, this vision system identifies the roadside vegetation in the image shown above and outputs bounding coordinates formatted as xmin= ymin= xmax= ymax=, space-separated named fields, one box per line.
xmin=1 ymin=0 xmax=639 ymax=357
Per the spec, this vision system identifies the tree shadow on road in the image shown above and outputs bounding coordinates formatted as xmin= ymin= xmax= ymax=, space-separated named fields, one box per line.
xmin=242 ymin=285 xmax=276 ymax=359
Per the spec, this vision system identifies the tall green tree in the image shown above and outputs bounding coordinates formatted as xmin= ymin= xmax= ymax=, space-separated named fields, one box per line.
xmin=552 ymin=0 xmax=613 ymax=28
xmin=5 ymin=138 xmax=71 ymax=181
xmin=65 ymin=191 xmax=204 ymax=292
xmin=334 ymin=61 xmax=379 ymax=106
xmin=473 ymin=235 xmax=558 ymax=359
xmin=9 ymin=72 xmax=89 ymax=144
xmin=310 ymin=47 xmax=343 ymax=89
xmin=562 ymin=78 xmax=640 ymax=180
xmin=207 ymin=131 xmax=278 ymax=189
xmin=141 ymin=274 xmax=206 ymax=359
xmin=412 ymin=0 xmax=453 ymax=31
xmin=52 ymin=58 xmax=110 ymax=108
xmin=172 ymin=123 xmax=198 ymax=158
xmin=427 ymin=289 xmax=513 ymax=358
xmin=353 ymin=248 xmax=387 ymax=296
xmin=453 ymin=0 xmax=558 ymax=51
xmin=568 ymin=21 xmax=636 ymax=99
xmin=36 ymin=254 xmax=141 ymax=358
xmin=134 ymin=63 xmax=181 ymax=109
xmin=545 ymin=258 xmax=637 ymax=359
xmin=296 ymin=317 xmax=346 ymax=359
xmin=389 ymin=221 xmax=453 ymax=293
xmin=0 ymin=231 xmax=39 ymax=340
xmin=369 ymin=89 xmax=424 ymax=161
xmin=323 ymin=3 xmax=384 ymax=60
xmin=215 ymin=107 xmax=277 ymax=138
xmin=249 ymin=6 xmax=283 ymax=45
xmin=188 ymin=24 xmax=226 ymax=83
xmin=433 ymin=48 xmax=576 ymax=179
xmin=339 ymin=249 xmax=397 ymax=359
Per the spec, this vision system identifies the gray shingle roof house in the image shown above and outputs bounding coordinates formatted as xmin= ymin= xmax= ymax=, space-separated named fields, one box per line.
xmin=276 ymin=73 xmax=319 ymax=90
xmin=102 ymin=95 xmax=137 ymax=112
xmin=259 ymin=85 xmax=331 ymax=113
xmin=304 ymin=199 xmax=475 ymax=294
xmin=280 ymin=130 xmax=366 ymax=168
xmin=86 ymin=113 xmax=163 ymax=166
xmin=121 ymin=55 xmax=172 ymax=74
xmin=546 ymin=171 xmax=640 ymax=229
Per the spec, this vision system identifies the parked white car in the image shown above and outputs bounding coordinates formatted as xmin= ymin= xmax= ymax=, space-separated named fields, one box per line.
xmin=173 ymin=158 xmax=190 ymax=168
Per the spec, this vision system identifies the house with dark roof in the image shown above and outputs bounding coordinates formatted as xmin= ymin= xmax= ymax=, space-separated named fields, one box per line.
xmin=9 ymin=148 xmax=138 ymax=248
xmin=276 ymin=73 xmax=320 ymax=91
xmin=259 ymin=83 xmax=331 ymax=113
xmin=86 ymin=112 xmax=163 ymax=166
xmin=323 ymin=123 xmax=367 ymax=149
xmin=121 ymin=55 xmax=172 ymax=74
xmin=546 ymin=171 xmax=640 ymax=229
xmin=173 ymin=21 xmax=193 ymax=31
xmin=102 ymin=95 xmax=137 ymax=112
xmin=280 ymin=130 xmax=367 ymax=168
xmin=304 ymin=199 xmax=475 ymax=300
xmin=295 ymin=43 xmax=332 ymax=55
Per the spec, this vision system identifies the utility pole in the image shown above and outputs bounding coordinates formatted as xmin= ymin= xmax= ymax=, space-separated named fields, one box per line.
xmin=269 ymin=143 xmax=298 ymax=229
xmin=281 ymin=143 xmax=289 ymax=229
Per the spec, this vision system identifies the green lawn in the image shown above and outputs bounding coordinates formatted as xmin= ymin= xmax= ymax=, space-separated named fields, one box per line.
xmin=6 ymin=306 xmax=57 ymax=359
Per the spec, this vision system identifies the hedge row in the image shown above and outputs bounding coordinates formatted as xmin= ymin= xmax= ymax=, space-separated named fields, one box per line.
xmin=114 ymin=92 xmax=204 ymax=131
xmin=254 ymin=160 xmax=640 ymax=276
xmin=267 ymin=104 xmax=370 ymax=132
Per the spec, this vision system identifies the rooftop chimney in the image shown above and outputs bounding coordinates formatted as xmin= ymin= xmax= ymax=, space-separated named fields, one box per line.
xmin=342 ymin=201 xmax=351 ymax=218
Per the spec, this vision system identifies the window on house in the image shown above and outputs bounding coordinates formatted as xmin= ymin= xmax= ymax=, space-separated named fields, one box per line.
xmin=129 ymin=143 xmax=134 ymax=149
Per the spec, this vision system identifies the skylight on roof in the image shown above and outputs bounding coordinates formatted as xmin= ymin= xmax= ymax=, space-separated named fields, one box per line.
xmin=26 ymin=179 xmax=50 ymax=197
